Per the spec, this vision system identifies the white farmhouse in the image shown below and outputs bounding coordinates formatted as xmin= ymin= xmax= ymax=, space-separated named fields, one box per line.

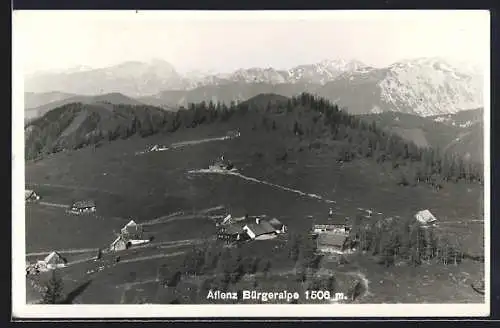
xmin=415 ymin=209 xmax=438 ymax=226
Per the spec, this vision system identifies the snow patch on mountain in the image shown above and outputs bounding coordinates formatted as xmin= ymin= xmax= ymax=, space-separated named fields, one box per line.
xmin=377 ymin=58 xmax=483 ymax=116
xmin=287 ymin=59 xmax=371 ymax=84
xmin=184 ymin=59 xmax=371 ymax=88
xmin=25 ymin=57 xmax=484 ymax=118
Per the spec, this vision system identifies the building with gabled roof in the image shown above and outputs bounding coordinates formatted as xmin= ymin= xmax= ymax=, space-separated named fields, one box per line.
xmin=268 ymin=218 xmax=287 ymax=234
xmin=217 ymin=216 xmax=286 ymax=242
xmin=316 ymin=232 xmax=349 ymax=254
xmin=217 ymin=222 xmax=247 ymax=243
xmin=120 ymin=219 xmax=143 ymax=238
xmin=110 ymin=235 xmax=129 ymax=252
xmin=217 ymin=214 xmax=234 ymax=227
xmin=415 ymin=209 xmax=437 ymax=226
xmin=44 ymin=251 xmax=67 ymax=266
xmin=69 ymin=200 xmax=96 ymax=214
xmin=312 ymin=210 xmax=351 ymax=235
xmin=25 ymin=189 xmax=40 ymax=202
xmin=36 ymin=251 xmax=67 ymax=270
xmin=312 ymin=223 xmax=349 ymax=235
xmin=243 ymin=218 xmax=277 ymax=240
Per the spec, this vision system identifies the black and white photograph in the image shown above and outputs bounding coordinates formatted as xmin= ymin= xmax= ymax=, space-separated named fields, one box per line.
xmin=12 ymin=10 xmax=490 ymax=318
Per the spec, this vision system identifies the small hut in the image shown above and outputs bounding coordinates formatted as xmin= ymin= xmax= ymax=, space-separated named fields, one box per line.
xmin=268 ymin=218 xmax=287 ymax=234
xmin=415 ymin=209 xmax=438 ymax=226
xmin=120 ymin=219 xmax=143 ymax=239
xmin=69 ymin=200 xmax=96 ymax=214
xmin=25 ymin=189 xmax=40 ymax=202
xmin=110 ymin=235 xmax=129 ymax=252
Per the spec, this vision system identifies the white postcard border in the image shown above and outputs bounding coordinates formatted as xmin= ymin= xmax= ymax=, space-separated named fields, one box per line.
xmin=12 ymin=10 xmax=491 ymax=319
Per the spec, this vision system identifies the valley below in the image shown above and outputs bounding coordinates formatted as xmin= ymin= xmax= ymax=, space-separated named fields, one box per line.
xmin=24 ymin=120 xmax=485 ymax=305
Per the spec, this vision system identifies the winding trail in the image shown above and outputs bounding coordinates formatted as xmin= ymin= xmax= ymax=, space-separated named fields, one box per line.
xmin=439 ymin=220 xmax=484 ymax=224
xmin=142 ymin=205 xmax=224 ymax=226
xmin=136 ymin=135 xmax=239 ymax=156
xmin=26 ymin=182 xmax=117 ymax=195
xmin=117 ymin=251 xmax=185 ymax=264
xmin=344 ymin=271 xmax=371 ymax=299
xmin=66 ymin=257 xmax=97 ymax=266
xmin=37 ymin=201 xmax=68 ymax=208
xmin=113 ymin=267 xmax=371 ymax=304
xmin=26 ymin=248 xmax=99 ymax=257
xmin=188 ymin=169 xmax=336 ymax=204
xmin=26 ymin=238 xmax=206 ymax=259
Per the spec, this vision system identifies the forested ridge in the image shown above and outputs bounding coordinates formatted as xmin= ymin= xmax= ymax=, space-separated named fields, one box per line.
xmin=25 ymin=93 xmax=482 ymax=187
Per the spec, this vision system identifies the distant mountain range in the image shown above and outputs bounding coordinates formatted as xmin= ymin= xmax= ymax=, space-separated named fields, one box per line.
xmin=24 ymin=57 xmax=484 ymax=117
xmin=360 ymin=107 xmax=483 ymax=163
xmin=24 ymin=89 xmax=483 ymax=163
xmin=24 ymin=92 xmax=144 ymax=122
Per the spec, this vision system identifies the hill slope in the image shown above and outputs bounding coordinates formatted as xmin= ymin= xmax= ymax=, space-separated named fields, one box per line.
xmin=429 ymin=108 xmax=483 ymax=128
xmin=25 ymin=58 xmax=483 ymax=117
xmin=24 ymin=91 xmax=77 ymax=109
xmin=26 ymin=93 xmax=483 ymax=186
xmin=25 ymin=93 xmax=484 ymax=305
xmin=25 ymin=101 xmax=169 ymax=158
xmin=138 ymin=82 xmax=321 ymax=109
xmin=25 ymin=93 xmax=146 ymax=122
xmin=138 ymin=58 xmax=483 ymax=117
xmin=360 ymin=109 xmax=484 ymax=163
xmin=318 ymin=58 xmax=483 ymax=116
xmin=25 ymin=59 xmax=186 ymax=97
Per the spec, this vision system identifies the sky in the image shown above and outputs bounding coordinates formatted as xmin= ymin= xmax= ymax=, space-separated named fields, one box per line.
xmin=13 ymin=10 xmax=490 ymax=75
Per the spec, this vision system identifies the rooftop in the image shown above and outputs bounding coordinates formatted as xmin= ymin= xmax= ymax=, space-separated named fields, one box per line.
xmin=268 ymin=218 xmax=284 ymax=227
xmin=317 ymin=233 xmax=348 ymax=247
xmin=245 ymin=220 xmax=276 ymax=236
xmin=25 ymin=190 xmax=35 ymax=199
xmin=44 ymin=251 xmax=67 ymax=264
xmin=415 ymin=209 xmax=437 ymax=223
xmin=72 ymin=200 xmax=96 ymax=208
xmin=313 ymin=217 xmax=348 ymax=225
xmin=220 ymin=223 xmax=245 ymax=235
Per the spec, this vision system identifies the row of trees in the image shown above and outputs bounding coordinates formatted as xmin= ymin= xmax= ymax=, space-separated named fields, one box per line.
xmin=348 ymin=214 xmax=464 ymax=267
xmin=282 ymin=94 xmax=483 ymax=186
xmin=25 ymin=93 xmax=483 ymax=188
xmin=157 ymin=241 xmax=273 ymax=292
xmin=156 ymin=236 xmax=326 ymax=301
xmin=244 ymin=93 xmax=482 ymax=186
xmin=285 ymin=233 xmax=322 ymax=270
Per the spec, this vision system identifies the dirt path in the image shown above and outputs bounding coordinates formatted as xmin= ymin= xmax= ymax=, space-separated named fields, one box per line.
xmin=145 ymin=214 xmax=206 ymax=225
xmin=26 ymin=182 xmax=116 ymax=195
xmin=343 ymin=271 xmax=371 ymax=299
xmin=188 ymin=170 xmax=337 ymax=204
xmin=117 ymin=278 xmax=159 ymax=289
xmin=142 ymin=212 xmax=187 ymax=226
xmin=132 ymin=238 xmax=210 ymax=251
xmin=66 ymin=256 xmax=97 ymax=266
xmin=37 ymin=201 xmax=68 ymax=208
xmin=26 ymin=248 xmax=99 ymax=257
xmin=142 ymin=205 xmax=224 ymax=226
xmin=443 ymin=131 xmax=473 ymax=153
xmin=26 ymin=237 xmax=205 ymax=259
xmin=171 ymin=136 xmax=233 ymax=148
xmin=136 ymin=135 xmax=238 ymax=156
xmin=439 ymin=220 xmax=484 ymax=224
xmin=117 ymin=251 xmax=185 ymax=264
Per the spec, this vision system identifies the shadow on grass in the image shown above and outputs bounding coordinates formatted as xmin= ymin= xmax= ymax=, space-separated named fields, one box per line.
xmin=60 ymin=280 xmax=93 ymax=304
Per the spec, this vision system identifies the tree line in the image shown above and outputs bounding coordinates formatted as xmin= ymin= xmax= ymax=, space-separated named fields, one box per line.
xmin=25 ymin=93 xmax=483 ymax=188
xmin=347 ymin=214 xmax=464 ymax=267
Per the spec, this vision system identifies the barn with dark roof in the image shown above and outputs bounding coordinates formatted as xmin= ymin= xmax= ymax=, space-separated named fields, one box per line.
xmin=243 ymin=218 xmax=278 ymax=240
xmin=69 ymin=200 xmax=96 ymax=214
